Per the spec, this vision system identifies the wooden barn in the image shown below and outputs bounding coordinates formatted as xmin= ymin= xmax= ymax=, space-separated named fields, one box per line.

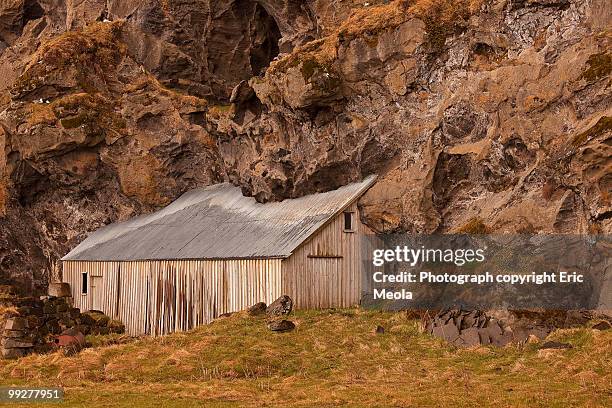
xmin=61 ymin=176 xmax=376 ymax=335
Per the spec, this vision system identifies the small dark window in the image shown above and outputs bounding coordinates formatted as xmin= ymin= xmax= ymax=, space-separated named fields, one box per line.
xmin=82 ymin=272 xmax=88 ymax=295
xmin=343 ymin=211 xmax=354 ymax=232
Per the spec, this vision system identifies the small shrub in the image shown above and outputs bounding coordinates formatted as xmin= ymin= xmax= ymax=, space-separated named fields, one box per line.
xmin=455 ymin=217 xmax=489 ymax=234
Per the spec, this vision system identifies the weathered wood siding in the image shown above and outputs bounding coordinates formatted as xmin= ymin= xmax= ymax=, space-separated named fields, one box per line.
xmin=281 ymin=201 xmax=373 ymax=309
xmin=63 ymin=259 xmax=282 ymax=335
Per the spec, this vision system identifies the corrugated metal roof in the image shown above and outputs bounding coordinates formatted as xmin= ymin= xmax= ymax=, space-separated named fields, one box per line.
xmin=63 ymin=175 xmax=376 ymax=261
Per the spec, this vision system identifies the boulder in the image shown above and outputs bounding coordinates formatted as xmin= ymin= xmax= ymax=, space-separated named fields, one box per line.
xmin=37 ymin=325 xmax=49 ymax=337
xmin=247 ymin=302 xmax=267 ymax=316
xmin=490 ymin=331 xmax=514 ymax=347
xmin=17 ymin=305 xmax=33 ymax=315
xmin=374 ymin=325 xmax=385 ymax=334
xmin=48 ymin=283 xmax=72 ymax=298
xmin=26 ymin=315 xmax=40 ymax=328
xmin=267 ymin=320 xmax=295 ymax=332
xmin=78 ymin=313 xmax=96 ymax=326
xmin=45 ymin=319 xmax=61 ymax=335
xmin=230 ymin=80 xmax=256 ymax=104
xmin=43 ymin=301 xmax=56 ymax=314
xmin=478 ymin=331 xmax=492 ymax=346
xmin=266 ymin=295 xmax=293 ymax=317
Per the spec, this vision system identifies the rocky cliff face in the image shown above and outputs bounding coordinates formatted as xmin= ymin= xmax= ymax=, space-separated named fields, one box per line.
xmin=0 ymin=0 xmax=610 ymax=290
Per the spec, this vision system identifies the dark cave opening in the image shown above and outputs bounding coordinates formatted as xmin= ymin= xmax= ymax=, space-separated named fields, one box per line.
xmin=248 ymin=3 xmax=281 ymax=76
xmin=23 ymin=0 xmax=45 ymax=24
xmin=207 ymin=0 xmax=282 ymax=101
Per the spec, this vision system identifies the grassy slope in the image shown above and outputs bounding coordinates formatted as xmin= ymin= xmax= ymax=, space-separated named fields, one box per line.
xmin=0 ymin=309 xmax=610 ymax=407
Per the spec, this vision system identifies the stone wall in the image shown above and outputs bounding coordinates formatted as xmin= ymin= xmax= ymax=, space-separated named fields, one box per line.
xmin=0 ymin=283 xmax=124 ymax=359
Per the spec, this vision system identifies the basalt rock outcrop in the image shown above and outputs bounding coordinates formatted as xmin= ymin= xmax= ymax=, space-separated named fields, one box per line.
xmin=424 ymin=308 xmax=609 ymax=347
xmin=0 ymin=0 xmax=610 ymax=291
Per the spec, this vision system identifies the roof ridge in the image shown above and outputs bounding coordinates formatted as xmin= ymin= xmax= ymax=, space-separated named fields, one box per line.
xmin=62 ymin=175 xmax=377 ymax=261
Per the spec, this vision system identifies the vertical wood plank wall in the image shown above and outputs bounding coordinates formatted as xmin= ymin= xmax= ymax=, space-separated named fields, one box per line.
xmin=63 ymin=259 xmax=282 ymax=335
xmin=281 ymin=202 xmax=374 ymax=309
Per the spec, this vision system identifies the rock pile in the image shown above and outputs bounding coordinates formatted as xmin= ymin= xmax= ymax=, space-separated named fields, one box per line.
xmin=424 ymin=308 xmax=612 ymax=347
xmin=423 ymin=309 xmax=550 ymax=347
xmin=243 ymin=295 xmax=296 ymax=333
xmin=0 ymin=284 xmax=125 ymax=359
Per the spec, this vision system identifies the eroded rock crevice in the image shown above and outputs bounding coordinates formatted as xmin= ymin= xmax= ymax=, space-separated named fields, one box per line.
xmin=207 ymin=0 xmax=283 ymax=100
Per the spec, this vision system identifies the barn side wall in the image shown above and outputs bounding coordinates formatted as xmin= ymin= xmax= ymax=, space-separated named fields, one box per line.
xmin=62 ymin=259 xmax=282 ymax=335
xmin=281 ymin=201 xmax=373 ymax=309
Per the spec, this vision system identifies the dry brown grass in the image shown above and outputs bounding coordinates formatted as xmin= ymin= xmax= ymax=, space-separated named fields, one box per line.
xmin=27 ymin=21 xmax=125 ymax=71
xmin=14 ymin=21 xmax=126 ymax=95
xmin=0 ymin=309 xmax=609 ymax=407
